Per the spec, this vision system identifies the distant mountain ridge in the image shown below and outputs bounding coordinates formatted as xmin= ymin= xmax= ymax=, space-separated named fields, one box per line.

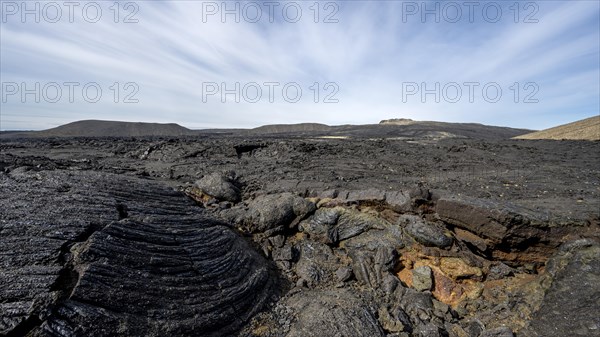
xmin=243 ymin=120 xmax=530 ymax=140
xmin=250 ymin=123 xmax=332 ymax=134
xmin=2 ymin=120 xmax=194 ymax=138
xmin=514 ymin=116 xmax=600 ymax=141
xmin=1 ymin=119 xmax=532 ymax=140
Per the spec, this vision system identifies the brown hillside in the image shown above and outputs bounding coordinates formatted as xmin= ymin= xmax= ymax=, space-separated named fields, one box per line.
xmin=514 ymin=116 xmax=600 ymax=140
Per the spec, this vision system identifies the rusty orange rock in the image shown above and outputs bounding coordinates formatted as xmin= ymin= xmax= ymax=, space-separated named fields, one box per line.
xmin=431 ymin=268 xmax=464 ymax=306
xmin=397 ymin=268 xmax=413 ymax=288
xmin=440 ymin=257 xmax=483 ymax=280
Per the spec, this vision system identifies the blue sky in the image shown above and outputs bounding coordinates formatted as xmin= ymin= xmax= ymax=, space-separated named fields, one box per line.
xmin=1 ymin=0 xmax=599 ymax=130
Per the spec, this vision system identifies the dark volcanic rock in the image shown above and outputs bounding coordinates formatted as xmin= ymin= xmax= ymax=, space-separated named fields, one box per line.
xmin=340 ymin=214 xmax=404 ymax=291
xmin=336 ymin=266 xmax=353 ymax=282
xmin=413 ymin=266 xmax=433 ymax=291
xmin=300 ymin=207 xmax=389 ymax=244
xmin=481 ymin=326 xmax=514 ymax=337
xmin=294 ymin=241 xmax=339 ymax=287
xmin=400 ymin=215 xmax=453 ymax=248
xmin=347 ymin=244 xmax=399 ymax=290
xmin=522 ymin=240 xmax=600 ymax=337
xmin=398 ymin=289 xmax=451 ymax=335
xmin=195 ymin=171 xmax=241 ymax=202
xmin=0 ymin=170 xmax=276 ymax=336
xmin=2 ymin=128 xmax=599 ymax=337
xmin=434 ymin=195 xmax=584 ymax=255
xmin=234 ymin=142 xmax=267 ymax=158
xmin=245 ymin=193 xmax=315 ymax=234
xmin=283 ymin=290 xmax=385 ymax=337
xmin=299 ymin=207 xmax=341 ymax=243
xmin=309 ymin=189 xmax=413 ymax=212
xmin=436 ymin=196 xmax=525 ymax=244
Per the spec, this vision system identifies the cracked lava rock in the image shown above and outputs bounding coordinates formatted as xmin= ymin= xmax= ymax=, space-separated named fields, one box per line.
xmin=1 ymin=134 xmax=599 ymax=336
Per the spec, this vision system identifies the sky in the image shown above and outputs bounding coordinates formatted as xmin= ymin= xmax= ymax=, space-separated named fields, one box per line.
xmin=0 ymin=0 xmax=599 ymax=130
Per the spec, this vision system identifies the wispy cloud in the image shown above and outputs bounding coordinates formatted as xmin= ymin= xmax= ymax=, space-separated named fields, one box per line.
xmin=1 ymin=0 xmax=598 ymax=130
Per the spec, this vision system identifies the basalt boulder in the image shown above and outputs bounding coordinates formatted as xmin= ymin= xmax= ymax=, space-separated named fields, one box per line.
xmin=194 ymin=171 xmax=241 ymax=202
xmin=399 ymin=215 xmax=453 ymax=248
xmin=299 ymin=207 xmax=390 ymax=244
xmin=245 ymin=193 xmax=316 ymax=234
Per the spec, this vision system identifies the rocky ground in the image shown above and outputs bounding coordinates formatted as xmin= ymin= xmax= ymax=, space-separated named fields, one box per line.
xmin=1 ymin=132 xmax=599 ymax=336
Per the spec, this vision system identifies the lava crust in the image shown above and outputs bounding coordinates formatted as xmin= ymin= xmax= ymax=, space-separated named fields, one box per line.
xmin=0 ymin=170 xmax=276 ymax=337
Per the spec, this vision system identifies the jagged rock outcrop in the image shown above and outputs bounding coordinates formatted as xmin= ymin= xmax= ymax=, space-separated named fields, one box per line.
xmin=0 ymin=170 xmax=276 ymax=336
xmin=521 ymin=240 xmax=600 ymax=337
